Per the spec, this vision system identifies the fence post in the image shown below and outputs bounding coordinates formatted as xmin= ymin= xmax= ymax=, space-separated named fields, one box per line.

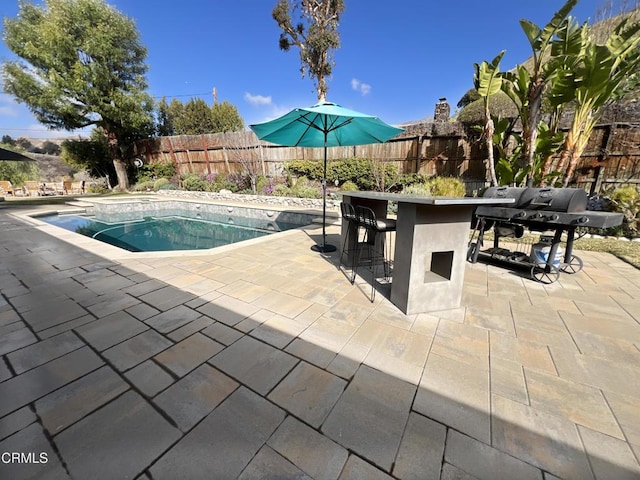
xmin=165 ymin=137 xmax=179 ymax=170
xmin=201 ymin=135 xmax=211 ymax=175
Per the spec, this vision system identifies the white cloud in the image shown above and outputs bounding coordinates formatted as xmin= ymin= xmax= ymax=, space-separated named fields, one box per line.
xmin=244 ymin=92 xmax=272 ymax=107
xmin=351 ymin=78 xmax=372 ymax=96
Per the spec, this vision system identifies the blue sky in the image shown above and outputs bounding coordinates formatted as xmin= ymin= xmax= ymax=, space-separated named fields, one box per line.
xmin=0 ymin=0 xmax=620 ymax=138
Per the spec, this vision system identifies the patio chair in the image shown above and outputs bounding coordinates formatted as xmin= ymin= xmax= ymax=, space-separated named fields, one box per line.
xmin=0 ymin=181 xmax=15 ymax=196
xmin=352 ymin=205 xmax=397 ymax=302
xmin=51 ymin=182 xmax=65 ymax=195
xmin=339 ymin=202 xmax=360 ymax=283
xmin=23 ymin=181 xmax=41 ymax=196
xmin=71 ymin=181 xmax=85 ymax=194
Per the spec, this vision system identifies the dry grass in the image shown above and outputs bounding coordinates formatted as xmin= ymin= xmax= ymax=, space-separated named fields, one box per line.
xmin=572 ymin=236 xmax=640 ymax=269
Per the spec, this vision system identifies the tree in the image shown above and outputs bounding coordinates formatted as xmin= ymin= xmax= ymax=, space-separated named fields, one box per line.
xmin=61 ymin=128 xmax=114 ymax=187
xmin=474 ymin=51 xmax=505 ymax=187
xmin=156 ymin=97 xmax=175 ymax=137
xmin=40 ymin=141 xmax=61 ymax=155
xmin=273 ymin=0 xmax=345 ymax=102
xmin=2 ymin=0 xmax=155 ymax=190
xmin=456 ymin=89 xmax=481 ymax=110
xmin=1 ymin=135 xmax=16 ymax=146
xmin=0 ymin=160 xmax=40 ymax=187
xmin=16 ymin=138 xmax=33 ymax=151
xmin=221 ymin=132 xmax=265 ymax=193
xmin=177 ymin=98 xmax=215 ymax=135
xmin=211 ymin=101 xmax=245 ymax=133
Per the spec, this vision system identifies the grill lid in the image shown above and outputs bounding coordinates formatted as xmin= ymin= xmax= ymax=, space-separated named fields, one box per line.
xmin=483 ymin=187 xmax=588 ymax=213
xmin=516 ymin=187 xmax=587 ymax=212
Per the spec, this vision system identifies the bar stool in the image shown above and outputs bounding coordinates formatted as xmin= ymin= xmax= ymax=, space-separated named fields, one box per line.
xmin=353 ymin=205 xmax=397 ymax=302
xmin=339 ymin=202 xmax=360 ymax=282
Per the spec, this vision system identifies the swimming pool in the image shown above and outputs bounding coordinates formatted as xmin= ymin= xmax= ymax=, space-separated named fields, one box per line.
xmin=37 ymin=203 xmax=313 ymax=252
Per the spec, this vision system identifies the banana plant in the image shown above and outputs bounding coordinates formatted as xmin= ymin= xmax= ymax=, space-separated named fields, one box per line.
xmin=539 ymin=15 xmax=586 ymax=182
xmin=494 ymin=119 xmax=563 ymax=186
xmin=473 ymin=50 xmax=504 ymax=187
xmin=554 ymin=17 xmax=640 ymax=186
xmin=507 ymin=0 xmax=578 ymax=185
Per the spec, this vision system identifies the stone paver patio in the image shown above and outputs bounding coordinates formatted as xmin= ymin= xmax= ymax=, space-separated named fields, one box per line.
xmin=1 ymin=201 xmax=639 ymax=480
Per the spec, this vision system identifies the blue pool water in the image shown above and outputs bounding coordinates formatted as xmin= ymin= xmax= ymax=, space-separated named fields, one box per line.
xmin=39 ymin=213 xmax=305 ymax=252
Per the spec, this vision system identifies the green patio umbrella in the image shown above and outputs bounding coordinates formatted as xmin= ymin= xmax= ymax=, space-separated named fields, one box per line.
xmin=250 ymin=102 xmax=404 ymax=253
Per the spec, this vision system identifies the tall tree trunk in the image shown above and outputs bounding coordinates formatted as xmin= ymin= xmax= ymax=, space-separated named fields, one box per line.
xmin=539 ymin=155 xmax=554 ymax=186
xmin=103 ymin=128 xmax=129 ymax=190
xmin=562 ymin=128 xmax=592 ymax=187
xmin=561 ymin=150 xmax=579 ymax=187
xmin=555 ymin=144 xmax=573 ymax=186
xmin=113 ymin=158 xmax=129 ymax=190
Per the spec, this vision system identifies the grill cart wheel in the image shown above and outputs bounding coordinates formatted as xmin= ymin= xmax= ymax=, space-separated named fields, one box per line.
xmin=560 ymin=254 xmax=583 ymax=274
xmin=531 ymin=263 xmax=560 ymax=284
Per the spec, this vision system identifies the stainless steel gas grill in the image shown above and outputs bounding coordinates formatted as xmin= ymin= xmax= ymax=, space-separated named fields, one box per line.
xmin=467 ymin=187 xmax=624 ymax=283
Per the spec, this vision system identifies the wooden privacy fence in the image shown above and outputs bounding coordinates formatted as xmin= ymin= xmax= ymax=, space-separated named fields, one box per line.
xmin=135 ymin=121 xmax=640 ymax=194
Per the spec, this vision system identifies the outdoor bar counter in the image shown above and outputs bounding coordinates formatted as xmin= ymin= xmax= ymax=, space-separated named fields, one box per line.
xmin=341 ymin=192 xmax=514 ymax=315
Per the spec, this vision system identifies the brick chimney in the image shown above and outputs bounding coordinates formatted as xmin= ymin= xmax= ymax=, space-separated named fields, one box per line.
xmin=434 ymin=98 xmax=450 ymax=123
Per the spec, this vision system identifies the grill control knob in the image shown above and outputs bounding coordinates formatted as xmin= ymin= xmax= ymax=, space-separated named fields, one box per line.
xmin=529 ymin=212 xmax=543 ymax=219
xmin=577 ymin=216 xmax=589 ymax=224
xmin=514 ymin=211 xmax=527 ymax=218
xmin=548 ymin=214 xmax=559 ymax=221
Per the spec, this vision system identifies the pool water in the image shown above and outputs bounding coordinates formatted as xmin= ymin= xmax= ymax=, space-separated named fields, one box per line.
xmin=39 ymin=213 xmax=303 ymax=252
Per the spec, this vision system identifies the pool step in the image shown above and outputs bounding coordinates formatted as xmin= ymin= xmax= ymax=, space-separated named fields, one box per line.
xmin=312 ymin=216 xmax=340 ymax=226
xmin=66 ymin=200 xmax=94 ymax=208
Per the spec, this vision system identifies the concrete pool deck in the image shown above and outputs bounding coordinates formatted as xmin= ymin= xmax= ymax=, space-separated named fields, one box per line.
xmin=1 ymin=200 xmax=639 ymax=479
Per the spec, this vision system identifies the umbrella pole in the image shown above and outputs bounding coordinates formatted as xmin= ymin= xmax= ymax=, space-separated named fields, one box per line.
xmin=311 ymin=142 xmax=337 ymax=253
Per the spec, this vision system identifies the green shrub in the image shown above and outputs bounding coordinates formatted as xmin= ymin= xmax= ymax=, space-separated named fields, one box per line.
xmin=182 ymin=175 xmax=207 ymax=191
xmin=86 ymin=182 xmax=109 ymax=194
xmin=285 ymin=157 xmax=378 ymax=190
xmin=609 ymin=186 xmax=640 ymax=206
xmin=256 ymin=175 xmax=269 ymax=194
xmin=294 ymin=176 xmax=310 ymax=186
xmin=284 ymin=159 xmax=324 ymax=181
xmin=204 ymin=181 xmax=218 ymax=193
xmin=132 ymin=180 xmax=155 ymax=192
xmin=291 ymin=184 xmax=321 ymax=198
xmin=426 ymin=177 xmax=466 ymax=197
xmin=153 ymin=178 xmax=169 ymax=191
xmin=340 ymin=180 xmax=359 ymax=191
xmin=137 ymin=160 xmax=175 ymax=181
xmin=157 ymin=183 xmax=178 ymax=190
xmin=609 ymin=186 xmax=640 ymax=234
xmin=402 ymin=183 xmax=431 ymax=196
xmin=273 ymin=184 xmax=291 ymax=196
xmin=398 ymin=173 xmax=429 ymax=188
xmin=329 ymin=157 xmax=377 ymax=190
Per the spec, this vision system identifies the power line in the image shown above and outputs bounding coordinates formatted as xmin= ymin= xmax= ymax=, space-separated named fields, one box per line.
xmin=151 ymin=92 xmax=211 ymax=99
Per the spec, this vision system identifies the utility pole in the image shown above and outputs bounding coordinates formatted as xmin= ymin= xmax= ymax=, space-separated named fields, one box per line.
xmin=212 ymin=87 xmax=217 ymax=105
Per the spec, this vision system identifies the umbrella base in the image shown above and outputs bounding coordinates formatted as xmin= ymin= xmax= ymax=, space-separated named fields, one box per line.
xmin=311 ymin=244 xmax=337 ymax=253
